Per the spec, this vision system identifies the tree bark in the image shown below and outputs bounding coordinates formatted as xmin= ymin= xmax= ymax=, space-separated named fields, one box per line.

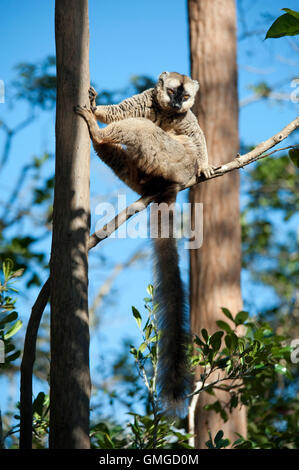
xmin=49 ymin=0 xmax=91 ymax=449
xmin=188 ymin=0 xmax=247 ymax=448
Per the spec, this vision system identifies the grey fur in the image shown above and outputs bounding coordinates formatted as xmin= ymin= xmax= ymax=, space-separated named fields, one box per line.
xmin=75 ymin=72 xmax=214 ymax=414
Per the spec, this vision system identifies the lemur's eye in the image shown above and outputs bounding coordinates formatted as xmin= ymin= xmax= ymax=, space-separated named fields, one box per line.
xmin=167 ymin=89 xmax=175 ymax=95
xmin=183 ymin=94 xmax=190 ymax=100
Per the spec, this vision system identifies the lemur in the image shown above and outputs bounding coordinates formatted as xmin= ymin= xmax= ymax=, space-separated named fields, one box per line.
xmin=75 ymin=71 xmax=214 ymax=414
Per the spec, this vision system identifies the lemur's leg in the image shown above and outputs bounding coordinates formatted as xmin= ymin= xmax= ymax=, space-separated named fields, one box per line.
xmin=74 ymin=105 xmax=143 ymax=193
xmin=75 ymin=105 xmax=104 ymax=142
xmin=74 ymin=105 xmax=142 ymax=148
xmin=93 ymin=117 xmax=190 ymax=184
xmin=75 ymin=106 xmax=191 ymax=185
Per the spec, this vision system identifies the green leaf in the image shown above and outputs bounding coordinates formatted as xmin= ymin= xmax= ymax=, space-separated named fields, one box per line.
xmin=221 ymin=307 xmax=234 ymax=321
xmin=265 ymin=12 xmax=299 ymax=39
xmin=130 ymin=345 xmax=137 ymax=358
xmin=205 ymin=431 xmax=215 ymax=449
xmin=148 ymin=334 xmax=158 ymax=343
xmin=201 ymin=328 xmax=209 ymax=343
xmin=210 ymin=331 xmax=224 ymax=352
xmin=216 ymin=438 xmax=230 ymax=448
xmin=216 ymin=320 xmax=232 ymax=333
xmin=146 ymin=284 xmax=154 ymax=297
xmin=4 ymin=320 xmax=22 ymax=339
xmin=224 ymin=333 xmax=238 ymax=352
xmin=144 ymin=324 xmax=153 ymax=339
xmin=132 ymin=306 xmax=142 ymax=328
xmin=0 ymin=311 xmax=18 ymax=326
xmin=3 ymin=259 xmax=14 ymax=281
xmin=6 ymin=351 xmax=21 ymax=362
xmin=194 ymin=335 xmax=205 ymax=347
xmin=214 ymin=430 xmax=224 ymax=443
xmin=230 ymin=394 xmax=238 ymax=409
xmin=138 ymin=342 xmax=147 ymax=353
xmin=103 ymin=433 xmax=115 ymax=449
xmin=282 ymin=8 xmax=299 ymax=20
xmin=289 ymin=148 xmax=299 ymax=167
xmin=235 ymin=311 xmax=249 ymax=325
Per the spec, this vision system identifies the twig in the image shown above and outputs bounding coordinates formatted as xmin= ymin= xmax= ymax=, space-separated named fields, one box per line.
xmin=19 ymin=116 xmax=299 ymax=448
xmin=186 ymin=373 xmax=247 ymax=399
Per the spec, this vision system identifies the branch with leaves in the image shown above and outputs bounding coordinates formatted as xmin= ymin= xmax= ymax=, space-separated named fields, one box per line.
xmin=20 ymin=116 xmax=299 ymax=446
xmin=92 ymin=285 xmax=295 ymax=449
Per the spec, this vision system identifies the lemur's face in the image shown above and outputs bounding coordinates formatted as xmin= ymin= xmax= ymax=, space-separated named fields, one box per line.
xmin=155 ymin=72 xmax=199 ymax=113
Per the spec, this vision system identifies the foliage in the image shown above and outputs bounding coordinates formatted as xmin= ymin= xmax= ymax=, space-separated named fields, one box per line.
xmin=91 ymin=286 xmax=192 ymax=449
xmin=12 ymin=56 xmax=56 ymax=110
xmin=240 ymin=148 xmax=299 ymax=448
xmin=193 ymin=306 xmax=299 ymax=448
xmin=4 ymin=284 xmax=298 ymax=449
xmin=7 ymin=392 xmax=50 ymax=449
xmin=0 ymin=57 xmax=56 ymax=287
xmin=248 ymin=81 xmax=272 ymax=98
xmin=30 ymin=392 xmax=50 ymax=449
xmin=289 ymin=147 xmax=299 ymax=168
xmin=265 ymin=8 xmax=299 ymax=39
xmin=90 ymin=287 xmax=299 ymax=449
xmin=205 ymin=430 xmax=230 ymax=449
xmin=242 ymin=153 xmax=298 ymax=321
xmin=0 ymin=259 xmax=23 ymax=370
xmin=0 ymin=259 xmax=23 ymax=448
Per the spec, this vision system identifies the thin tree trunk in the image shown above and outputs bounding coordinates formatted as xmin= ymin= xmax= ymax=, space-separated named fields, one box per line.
xmin=49 ymin=0 xmax=91 ymax=449
xmin=188 ymin=0 xmax=247 ymax=448
xmin=20 ymin=280 xmax=50 ymax=448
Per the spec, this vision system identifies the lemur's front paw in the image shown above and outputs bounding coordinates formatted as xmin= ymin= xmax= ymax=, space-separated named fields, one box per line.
xmin=199 ymin=165 xmax=215 ymax=179
xmin=89 ymin=86 xmax=98 ymax=109
xmin=74 ymin=104 xmax=93 ymax=120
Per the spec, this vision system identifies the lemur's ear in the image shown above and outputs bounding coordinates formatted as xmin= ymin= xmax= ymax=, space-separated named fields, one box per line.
xmin=192 ymin=80 xmax=200 ymax=92
xmin=158 ymin=71 xmax=169 ymax=85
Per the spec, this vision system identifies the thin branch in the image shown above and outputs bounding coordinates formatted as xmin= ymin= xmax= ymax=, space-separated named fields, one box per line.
xmin=19 ymin=278 xmax=50 ymax=449
xmin=240 ymin=92 xmax=293 ymax=108
xmin=88 ymin=194 xmax=155 ymax=250
xmin=0 ymin=163 xmax=35 ymax=223
xmin=19 ymin=116 xmax=299 ymax=447
xmin=186 ymin=373 xmax=247 ymax=399
xmin=0 ymin=114 xmax=35 ymax=170
xmin=184 ymin=117 xmax=299 ymax=188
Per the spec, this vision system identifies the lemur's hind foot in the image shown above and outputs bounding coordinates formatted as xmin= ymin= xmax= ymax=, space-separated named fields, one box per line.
xmin=74 ymin=104 xmax=104 ymax=144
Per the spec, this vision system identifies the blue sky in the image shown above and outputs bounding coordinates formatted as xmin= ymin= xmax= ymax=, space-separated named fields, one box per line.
xmin=0 ymin=0 xmax=298 ymax=423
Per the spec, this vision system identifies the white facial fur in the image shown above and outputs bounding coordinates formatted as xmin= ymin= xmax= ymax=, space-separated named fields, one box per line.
xmin=156 ymin=72 xmax=199 ymax=113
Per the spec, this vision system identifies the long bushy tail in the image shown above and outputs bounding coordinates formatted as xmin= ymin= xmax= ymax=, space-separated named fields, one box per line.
xmin=152 ymin=190 xmax=191 ymax=416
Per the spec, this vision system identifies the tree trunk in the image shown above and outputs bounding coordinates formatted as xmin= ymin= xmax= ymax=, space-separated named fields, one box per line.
xmin=188 ymin=0 xmax=247 ymax=448
xmin=49 ymin=0 xmax=91 ymax=449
